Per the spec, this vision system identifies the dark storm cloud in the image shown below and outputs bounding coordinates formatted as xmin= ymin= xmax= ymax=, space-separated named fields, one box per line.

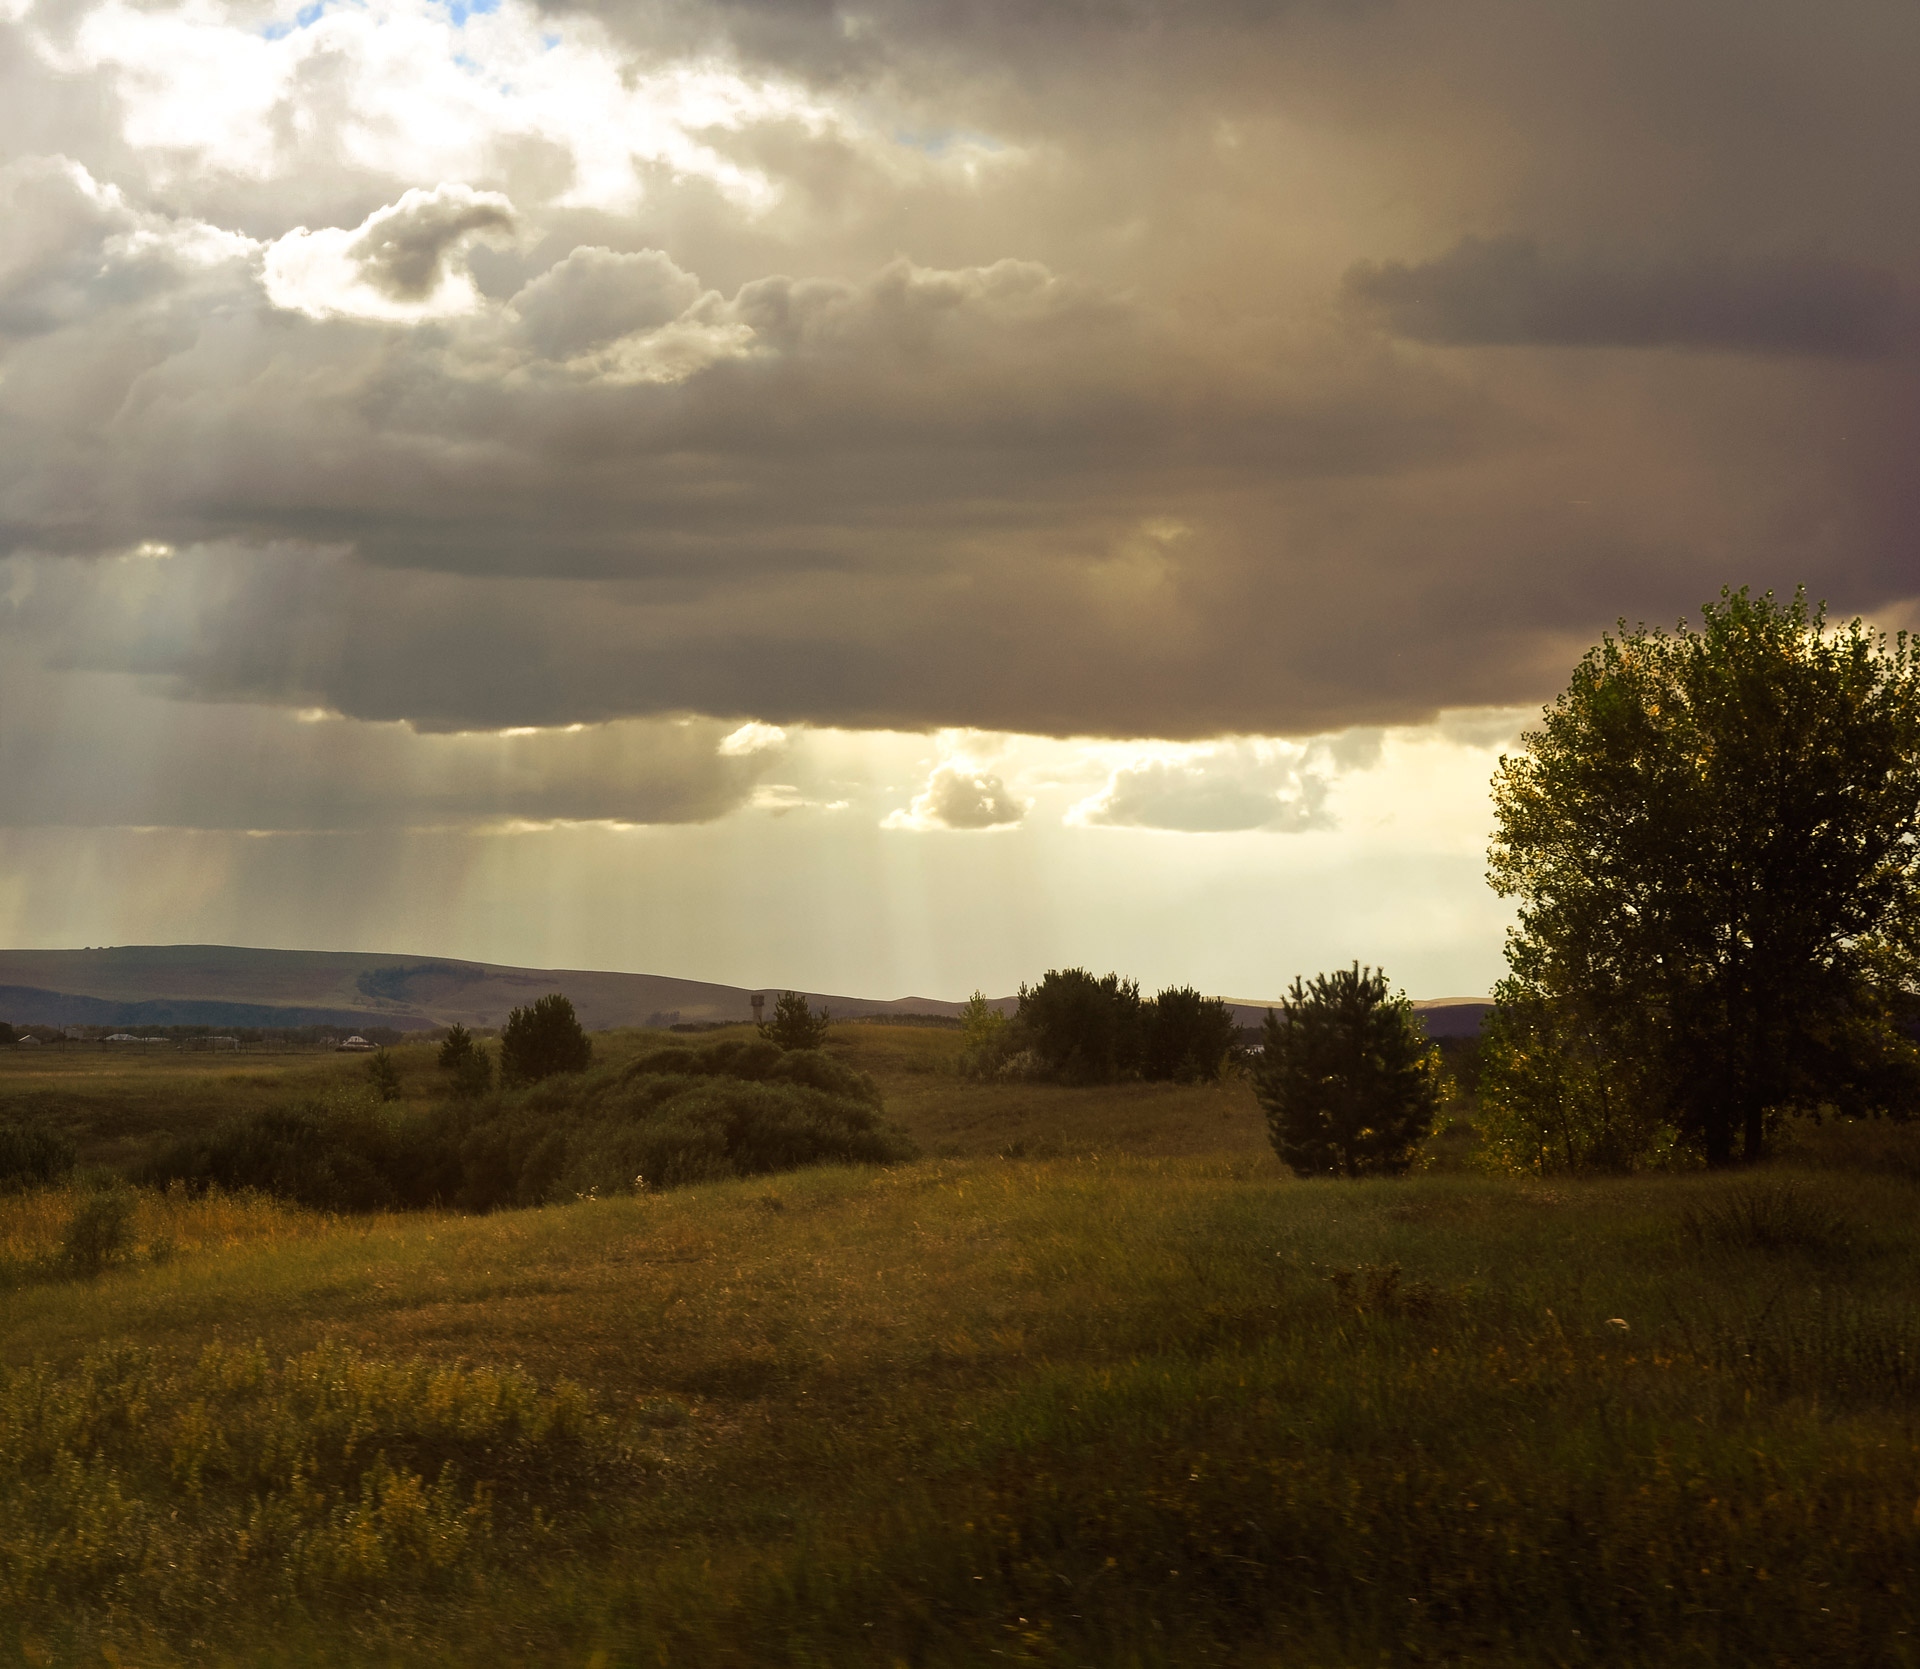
xmin=0 ymin=0 xmax=1915 ymax=785
xmin=1346 ymin=238 xmax=1911 ymax=358
xmin=0 ymin=616 xmax=783 ymax=830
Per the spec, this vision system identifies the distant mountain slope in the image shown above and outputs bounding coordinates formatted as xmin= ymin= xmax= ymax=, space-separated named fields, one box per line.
xmin=0 ymin=945 xmax=975 ymax=1032
xmin=0 ymin=946 xmax=1492 ymax=1035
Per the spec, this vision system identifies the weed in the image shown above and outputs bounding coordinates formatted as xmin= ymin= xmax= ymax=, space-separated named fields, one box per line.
xmin=1680 ymin=1182 xmax=1855 ymax=1256
xmin=0 ymin=1340 xmax=630 ymax=1633
xmin=1325 ymin=1261 xmax=1450 ymax=1319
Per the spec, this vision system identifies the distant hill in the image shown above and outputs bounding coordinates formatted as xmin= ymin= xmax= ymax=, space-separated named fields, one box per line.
xmin=0 ymin=946 xmax=1492 ymax=1035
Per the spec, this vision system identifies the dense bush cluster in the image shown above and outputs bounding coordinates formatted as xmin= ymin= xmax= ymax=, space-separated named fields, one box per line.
xmin=137 ymin=1042 xmax=910 ymax=1214
xmin=0 ymin=1123 xmax=75 ymax=1193
xmin=960 ymin=970 xmax=1238 ymax=1085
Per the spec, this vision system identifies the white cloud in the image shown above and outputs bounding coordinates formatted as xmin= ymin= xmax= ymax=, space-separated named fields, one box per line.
xmin=884 ymin=761 xmax=1027 ymax=830
xmin=60 ymin=0 xmax=843 ymax=213
xmin=264 ymin=184 xmax=515 ymax=321
xmin=1067 ymin=741 xmax=1334 ymax=833
xmin=719 ymin=721 xmax=788 ymax=756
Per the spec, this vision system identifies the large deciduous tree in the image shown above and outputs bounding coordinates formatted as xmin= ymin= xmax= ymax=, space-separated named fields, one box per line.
xmin=1489 ymin=587 xmax=1920 ymax=1166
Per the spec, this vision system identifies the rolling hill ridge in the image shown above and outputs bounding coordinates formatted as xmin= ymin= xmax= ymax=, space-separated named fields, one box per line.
xmin=0 ymin=945 xmax=1491 ymax=1035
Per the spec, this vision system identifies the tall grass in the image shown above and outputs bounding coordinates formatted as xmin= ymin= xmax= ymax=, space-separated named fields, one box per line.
xmin=1 ymin=1157 xmax=1916 ymax=1664
xmin=0 ymin=1184 xmax=335 ymax=1289
xmin=0 ymin=1340 xmax=630 ymax=1653
xmin=4 ymin=1035 xmax=1920 ymax=1665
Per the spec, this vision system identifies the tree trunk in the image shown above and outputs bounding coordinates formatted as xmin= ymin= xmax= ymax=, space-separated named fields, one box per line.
xmin=1703 ymin=1111 xmax=1735 ymax=1168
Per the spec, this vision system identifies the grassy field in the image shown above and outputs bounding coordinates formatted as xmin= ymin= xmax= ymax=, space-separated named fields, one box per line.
xmin=2 ymin=1026 xmax=1918 ymax=1665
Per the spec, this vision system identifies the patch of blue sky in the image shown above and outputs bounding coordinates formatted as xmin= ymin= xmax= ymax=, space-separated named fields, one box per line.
xmin=260 ymin=0 xmax=327 ymax=39
xmin=436 ymin=0 xmax=499 ymax=26
xmin=893 ymin=128 xmax=1006 ymax=157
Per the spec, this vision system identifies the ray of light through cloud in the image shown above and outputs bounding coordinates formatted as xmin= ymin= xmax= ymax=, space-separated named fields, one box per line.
xmin=1 ymin=0 xmax=1914 ymax=997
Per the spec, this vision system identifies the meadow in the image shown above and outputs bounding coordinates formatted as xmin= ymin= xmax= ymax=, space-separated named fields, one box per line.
xmin=1 ymin=1026 xmax=1917 ymax=1665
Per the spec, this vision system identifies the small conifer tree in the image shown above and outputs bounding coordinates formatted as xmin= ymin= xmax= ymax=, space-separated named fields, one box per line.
xmin=760 ymin=990 xmax=831 ymax=1051
xmin=438 ymin=1022 xmax=494 ymax=1097
xmin=1254 ymin=963 xmax=1438 ymax=1177
xmin=366 ymin=1049 xmax=403 ymax=1102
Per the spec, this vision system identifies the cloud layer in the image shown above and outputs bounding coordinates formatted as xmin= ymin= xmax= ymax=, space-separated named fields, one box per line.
xmin=0 ymin=0 xmax=1916 ymax=837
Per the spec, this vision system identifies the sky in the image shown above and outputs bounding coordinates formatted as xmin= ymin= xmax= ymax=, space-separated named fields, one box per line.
xmin=1 ymin=0 xmax=1915 ymax=1001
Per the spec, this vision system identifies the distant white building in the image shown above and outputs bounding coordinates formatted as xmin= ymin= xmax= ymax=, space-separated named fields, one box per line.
xmin=336 ymin=1035 xmax=376 ymax=1052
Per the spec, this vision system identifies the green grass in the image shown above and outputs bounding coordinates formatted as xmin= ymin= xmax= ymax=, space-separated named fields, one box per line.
xmin=1 ymin=1028 xmax=1917 ymax=1664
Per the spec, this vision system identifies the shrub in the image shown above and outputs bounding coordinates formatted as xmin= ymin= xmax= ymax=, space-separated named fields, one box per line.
xmin=1254 ymin=963 xmax=1439 ymax=1177
xmin=59 ymin=1186 xmax=137 ymax=1274
xmin=499 ymin=993 xmax=592 ymax=1086
xmin=957 ymin=990 xmax=1008 ymax=1077
xmin=1141 ymin=985 xmax=1237 ymax=1083
xmin=1017 ymin=969 xmax=1144 ymax=1083
xmin=137 ymin=1091 xmax=420 ymax=1214
xmin=1475 ymin=981 xmax=1677 ymax=1174
xmin=141 ymin=1042 xmax=904 ymax=1215
xmin=1680 ymin=1184 xmax=1855 ymax=1257
xmin=0 ymin=1123 xmax=75 ymax=1193
xmin=367 ymin=1048 xmax=403 ymax=1102
xmin=759 ymin=990 xmax=831 ymax=1051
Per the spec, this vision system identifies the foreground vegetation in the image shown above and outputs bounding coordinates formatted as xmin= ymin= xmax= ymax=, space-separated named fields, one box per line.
xmin=0 ymin=1024 xmax=1913 ymax=1664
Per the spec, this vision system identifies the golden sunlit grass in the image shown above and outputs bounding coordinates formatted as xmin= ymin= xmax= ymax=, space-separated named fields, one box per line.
xmin=0 ymin=1183 xmax=335 ymax=1277
xmin=3 ymin=1028 xmax=1918 ymax=1665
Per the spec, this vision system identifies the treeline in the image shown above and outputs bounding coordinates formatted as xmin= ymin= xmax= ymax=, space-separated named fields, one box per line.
xmin=957 ymin=970 xmax=1240 ymax=1085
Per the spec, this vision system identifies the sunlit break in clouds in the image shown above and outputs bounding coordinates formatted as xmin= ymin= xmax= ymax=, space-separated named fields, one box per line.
xmin=2 ymin=0 xmax=1916 ymax=998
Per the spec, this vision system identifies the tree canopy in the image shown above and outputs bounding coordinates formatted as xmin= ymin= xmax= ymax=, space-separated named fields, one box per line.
xmin=1016 ymin=969 xmax=1144 ymax=1083
xmin=1489 ymin=587 xmax=1920 ymax=1165
xmin=499 ymin=993 xmax=593 ymax=1086
xmin=1141 ymin=985 xmax=1239 ymax=1083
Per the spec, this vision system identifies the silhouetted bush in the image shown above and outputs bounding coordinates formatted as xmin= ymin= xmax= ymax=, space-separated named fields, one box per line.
xmin=137 ymin=1092 xmax=425 ymax=1213
xmin=0 ymin=1124 xmax=75 ymax=1192
xmin=138 ymin=1046 xmax=906 ymax=1214
xmin=1141 ymin=986 xmax=1238 ymax=1083
xmin=1017 ymin=969 xmax=1145 ymax=1083
xmin=499 ymin=993 xmax=592 ymax=1086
